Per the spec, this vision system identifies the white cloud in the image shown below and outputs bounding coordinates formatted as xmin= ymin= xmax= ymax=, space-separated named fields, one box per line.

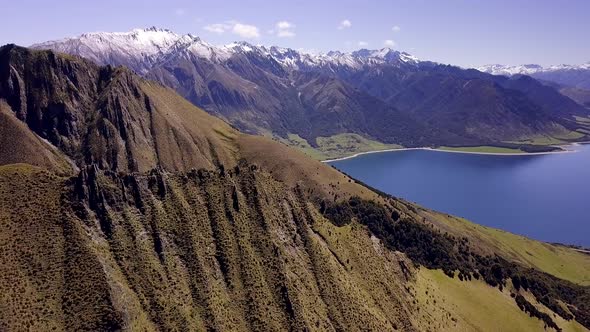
xmin=204 ymin=23 xmax=230 ymax=34
xmin=203 ymin=21 xmax=260 ymax=39
xmin=274 ymin=21 xmax=296 ymax=38
xmin=358 ymin=41 xmax=369 ymax=47
xmin=276 ymin=21 xmax=293 ymax=30
xmin=392 ymin=25 xmax=401 ymax=32
xmin=384 ymin=39 xmax=396 ymax=47
xmin=232 ymin=23 xmax=260 ymax=39
xmin=338 ymin=19 xmax=352 ymax=30
xmin=175 ymin=8 xmax=186 ymax=16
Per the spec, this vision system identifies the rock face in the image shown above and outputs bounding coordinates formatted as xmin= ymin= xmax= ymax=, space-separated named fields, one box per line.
xmin=0 ymin=100 xmax=73 ymax=173
xmin=1 ymin=46 xmax=589 ymax=331
xmin=0 ymin=45 xmax=236 ymax=173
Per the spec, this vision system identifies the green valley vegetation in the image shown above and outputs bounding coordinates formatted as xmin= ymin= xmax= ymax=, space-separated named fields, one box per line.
xmin=437 ymin=146 xmax=524 ymax=154
xmin=274 ymin=133 xmax=402 ymax=160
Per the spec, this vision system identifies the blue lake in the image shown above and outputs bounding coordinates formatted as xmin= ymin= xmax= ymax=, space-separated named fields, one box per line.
xmin=328 ymin=145 xmax=590 ymax=246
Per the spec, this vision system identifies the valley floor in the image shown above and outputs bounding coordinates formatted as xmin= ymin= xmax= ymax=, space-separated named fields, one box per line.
xmin=320 ymin=144 xmax=582 ymax=163
xmin=275 ymin=130 xmax=590 ymax=162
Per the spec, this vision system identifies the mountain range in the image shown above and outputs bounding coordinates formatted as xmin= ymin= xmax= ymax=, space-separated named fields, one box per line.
xmin=1 ymin=44 xmax=589 ymax=331
xmin=477 ymin=63 xmax=590 ymax=89
xmin=32 ymin=27 xmax=590 ymax=159
xmin=478 ymin=63 xmax=590 ymax=109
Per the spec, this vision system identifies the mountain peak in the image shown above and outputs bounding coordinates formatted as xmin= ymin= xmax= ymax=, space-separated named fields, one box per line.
xmin=224 ymin=41 xmax=257 ymax=52
xmin=141 ymin=26 xmax=173 ymax=33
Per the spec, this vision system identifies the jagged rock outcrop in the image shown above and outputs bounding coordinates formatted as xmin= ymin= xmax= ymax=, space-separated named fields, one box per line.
xmin=0 ymin=45 xmax=236 ymax=173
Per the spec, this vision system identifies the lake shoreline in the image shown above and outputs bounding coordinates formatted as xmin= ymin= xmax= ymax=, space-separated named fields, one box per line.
xmin=322 ymin=144 xmax=582 ymax=163
xmin=327 ymin=143 xmax=590 ymax=246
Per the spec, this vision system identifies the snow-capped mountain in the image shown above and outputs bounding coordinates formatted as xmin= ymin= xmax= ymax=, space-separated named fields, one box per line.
xmin=477 ymin=63 xmax=590 ymax=76
xmin=264 ymin=46 xmax=419 ymax=70
xmin=476 ymin=64 xmax=545 ymax=76
xmin=32 ymin=27 xmax=186 ymax=74
xmin=32 ymin=27 xmax=421 ymax=74
xmin=476 ymin=63 xmax=590 ymax=89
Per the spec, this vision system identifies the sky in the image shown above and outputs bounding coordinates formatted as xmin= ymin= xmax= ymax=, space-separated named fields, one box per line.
xmin=1 ymin=0 xmax=589 ymax=67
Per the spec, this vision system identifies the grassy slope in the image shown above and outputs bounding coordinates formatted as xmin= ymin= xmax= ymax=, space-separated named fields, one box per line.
xmin=0 ymin=102 xmax=73 ymax=174
xmin=0 ymin=163 xmax=418 ymax=331
xmin=419 ymin=209 xmax=590 ymax=286
xmin=314 ymin=195 xmax=590 ymax=331
xmin=506 ymin=129 xmax=587 ymax=146
xmin=0 ymin=165 xmax=66 ymax=331
xmin=415 ymin=268 xmax=588 ymax=332
xmin=238 ymin=134 xmax=383 ymax=204
xmin=274 ymin=133 xmax=401 ymax=161
xmin=5 ymin=162 xmax=586 ymax=331
xmin=561 ymin=88 xmax=590 ymax=109
xmin=437 ymin=146 xmax=524 ymax=154
xmin=410 ymin=208 xmax=590 ymax=331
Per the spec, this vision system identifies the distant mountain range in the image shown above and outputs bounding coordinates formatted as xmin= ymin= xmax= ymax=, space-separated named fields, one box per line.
xmin=477 ymin=63 xmax=590 ymax=90
xmin=31 ymin=27 xmax=590 ymax=158
xmin=477 ymin=63 xmax=590 ymax=109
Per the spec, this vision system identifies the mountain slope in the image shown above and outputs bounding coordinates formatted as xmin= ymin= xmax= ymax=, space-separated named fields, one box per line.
xmin=0 ymin=44 xmax=236 ymax=173
xmin=145 ymin=41 xmax=461 ymax=147
xmin=0 ymin=100 xmax=73 ymax=173
xmin=1 ymin=45 xmax=589 ymax=331
xmin=560 ymin=87 xmax=590 ymax=108
xmin=338 ymin=64 xmax=573 ymax=141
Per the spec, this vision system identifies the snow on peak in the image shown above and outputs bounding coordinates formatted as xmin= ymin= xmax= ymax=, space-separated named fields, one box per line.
xmin=32 ymin=27 xmax=422 ymax=73
xmin=476 ymin=64 xmax=543 ymax=76
xmin=259 ymin=45 xmax=421 ymax=70
xmin=476 ymin=62 xmax=590 ymax=76
xmin=31 ymin=27 xmax=184 ymax=73
xmin=225 ymin=41 xmax=256 ymax=53
xmin=73 ymin=27 xmax=180 ymax=51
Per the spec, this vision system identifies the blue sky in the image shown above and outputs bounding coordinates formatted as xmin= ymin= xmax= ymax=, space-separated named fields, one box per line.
xmin=1 ymin=0 xmax=589 ymax=67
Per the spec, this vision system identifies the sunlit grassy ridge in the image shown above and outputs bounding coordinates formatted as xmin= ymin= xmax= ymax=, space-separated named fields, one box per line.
xmin=420 ymin=210 xmax=590 ymax=286
xmin=415 ymin=268 xmax=588 ymax=332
